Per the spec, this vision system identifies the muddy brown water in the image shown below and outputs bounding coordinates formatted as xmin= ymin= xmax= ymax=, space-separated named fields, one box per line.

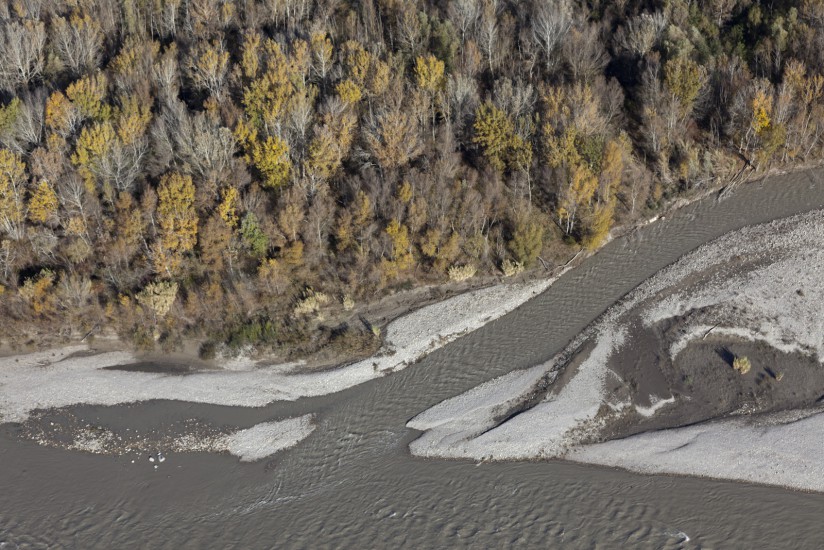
xmin=4 ymin=170 xmax=824 ymax=548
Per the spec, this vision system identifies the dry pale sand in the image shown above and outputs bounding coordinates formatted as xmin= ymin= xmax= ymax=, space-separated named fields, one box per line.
xmin=0 ymin=277 xmax=555 ymax=425
xmin=408 ymin=209 xmax=824 ymax=491
xmin=568 ymin=409 xmax=824 ymax=492
xmin=56 ymin=414 xmax=315 ymax=462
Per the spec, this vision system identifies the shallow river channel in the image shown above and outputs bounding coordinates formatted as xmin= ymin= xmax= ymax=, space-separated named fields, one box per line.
xmin=4 ymin=169 xmax=824 ymax=548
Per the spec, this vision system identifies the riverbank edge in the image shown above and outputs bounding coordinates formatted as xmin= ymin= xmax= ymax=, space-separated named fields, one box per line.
xmin=7 ymin=155 xmax=811 ymax=371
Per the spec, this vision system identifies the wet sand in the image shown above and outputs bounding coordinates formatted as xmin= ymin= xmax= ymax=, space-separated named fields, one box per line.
xmin=4 ymin=167 xmax=824 ymax=547
xmin=409 ymin=185 xmax=824 ymax=491
xmin=601 ymin=338 xmax=824 ymax=440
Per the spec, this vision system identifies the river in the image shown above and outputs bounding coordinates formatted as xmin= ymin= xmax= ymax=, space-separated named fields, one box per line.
xmin=3 ymin=168 xmax=824 ymax=548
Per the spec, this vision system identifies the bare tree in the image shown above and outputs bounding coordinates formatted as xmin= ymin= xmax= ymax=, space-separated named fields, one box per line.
xmin=284 ymin=91 xmax=315 ymax=164
xmin=151 ymin=101 xmax=236 ymax=182
xmin=563 ymin=24 xmax=609 ymax=82
xmin=58 ymin=273 xmax=92 ymax=312
xmin=615 ymin=12 xmax=667 ymax=57
xmin=259 ymin=0 xmax=311 ymax=30
xmin=152 ymin=44 xmax=181 ymax=105
xmin=151 ymin=0 xmax=182 ymax=38
xmin=186 ymin=40 xmax=230 ymax=100
xmin=7 ymin=0 xmax=44 ymax=19
xmin=493 ymin=77 xmax=534 ymax=122
xmin=98 ymin=139 xmax=148 ymax=194
xmin=0 ymin=88 xmax=46 ymax=153
xmin=449 ymin=0 xmax=478 ymax=41
xmin=446 ymin=72 xmax=480 ymax=130
xmin=704 ymin=0 xmax=739 ymax=27
xmin=477 ymin=0 xmax=500 ymax=73
xmin=0 ymin=20 xmax=46 ymax=91
xmin=531 ymin=0 xmax=571 ymax=72
xmin=51 ymin=14 xmax=103 ymax=75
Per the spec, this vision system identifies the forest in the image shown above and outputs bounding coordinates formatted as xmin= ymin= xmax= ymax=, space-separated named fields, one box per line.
xmin=0 ymin=0 xmax=822 ymax=357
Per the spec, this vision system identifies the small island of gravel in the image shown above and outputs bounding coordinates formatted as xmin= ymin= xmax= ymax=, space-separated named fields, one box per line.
xmin=408 ymin=208 xmax=824 ymax=492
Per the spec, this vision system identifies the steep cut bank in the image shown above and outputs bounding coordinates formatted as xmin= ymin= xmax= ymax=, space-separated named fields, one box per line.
xmin=409 ymin=208 xmax=824 ymax=491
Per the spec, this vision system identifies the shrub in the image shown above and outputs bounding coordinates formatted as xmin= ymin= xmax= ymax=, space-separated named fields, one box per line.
xmin=136 ymin=280 xmax=178 ymax=318
xmin=293 ymin=289 xmax=330 ymax=316
xmin=198 ymin=340 xmax=217 ymax=360
xmin=328 ymin=325 xmax=380 ymax=356
xmin=508 ymin=219 xmax=543 ymax=266
xmin=732 ymin=355 xmax=751 ymax=374
xmin=448 ymin=264 xmax=476 ymax=282
xmin=239 ymin=213 xmax=269 ymax=257
xmin=501 ymin=259 xmax=524 ymax=277
xmin=225 ymin=317 xmax=278 ymax=349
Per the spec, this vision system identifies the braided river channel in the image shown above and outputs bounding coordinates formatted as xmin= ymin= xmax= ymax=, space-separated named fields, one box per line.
xmin=4 ymin=168 xmax=824 ymax=548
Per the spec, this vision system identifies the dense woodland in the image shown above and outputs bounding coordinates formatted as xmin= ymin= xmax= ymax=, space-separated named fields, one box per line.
xmin=1 ymin=0 xmax=823 ymax=355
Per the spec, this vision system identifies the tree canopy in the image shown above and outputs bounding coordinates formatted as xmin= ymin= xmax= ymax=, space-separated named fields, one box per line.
xmin=0 ymin=0 xmax=819 ymax=354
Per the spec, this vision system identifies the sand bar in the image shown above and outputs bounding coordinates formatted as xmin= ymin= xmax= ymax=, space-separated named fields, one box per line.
xmin=0 ymin=277 xmax=554 ymax=424
xmin=408 ymin=209 xmax=824 ymax=490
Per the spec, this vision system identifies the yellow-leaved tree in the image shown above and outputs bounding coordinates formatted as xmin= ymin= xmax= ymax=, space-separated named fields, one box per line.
xmin=242 ymin=41 xmax=297 ymax=131
xmin=45 ymin=92 xmax=78 ymax=136
xmin=28 ymin=180 xmax=58 ymax=224
xmin=415 ymin=54 xmax=445 ymax=133
xmin=65 ymin=73 xmax=110 ymax=121
xmin=663 ymin=56 xmax=706 ymax=121
xmin=579 ymin=138 xmax=624 ymax=249
xmin=217 ymin=186 xmax=239 ymax=227
xmin=71 ymin=121 xmax=116 ymax=191
xmin=136 ymin=280 xmax=179 ymax=320
xmin=335 ymin=79 xmax=363 ymax=104
xmin=381 ymin=219 xmax=414 ymax=280
xmin=473 ymin=101 xmax=516 ymax=172
xmin=188 ymin=40 xmax=230 ymax=99
xmin=415 ymin=54 xmax=445 ymax=92
xmin=310 ymin=33 xmax=333 ymax=81
xmin=19 ymin=269 xmax=57 ymax=316
xmin=153 ymin=172 xmax=198 ymax=276
xmin=251 ymin=135 xmax=292 ymax=189
xmin=557 ymin=163 xmax=598 ymax=235
xmin=0 ymin=149 xmax=27 ymax=238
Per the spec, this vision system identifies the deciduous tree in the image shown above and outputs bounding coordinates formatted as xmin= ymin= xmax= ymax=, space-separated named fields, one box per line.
xmin=153 ymin=172 xmax=198 ymax=276
xmin=0 ymin=20 xmax=46 ymax=91
xmin=0 ymin=149 xmax=27 ymax=239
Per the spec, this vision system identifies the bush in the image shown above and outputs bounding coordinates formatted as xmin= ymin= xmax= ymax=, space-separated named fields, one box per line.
xmin=293 ymin=289 xmax=331 ymax=316
xmin=136 ymin=280 xmax=178 ymax=318
xmin=328 ymin=325 xmax=380 ymax=356
xmin=199 ymin=340 xmax=217 ymax=360
xmin=732 ymin=355 xmax=751 ymax=374
xmin=508 ymin=219 xmax=543 ymax=267
xmin=501 ymin=259 xmax=524 ymax=277
xmin=225 ymin=317 xmax=278 ymax=350
xmin=447 ymin=264 xmax=476 ymax=282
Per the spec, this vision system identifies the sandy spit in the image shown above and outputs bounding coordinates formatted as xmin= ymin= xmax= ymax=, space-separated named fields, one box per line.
xmin=55 ymin=415 xmax=315 ymax=462
xmin=222 ymin=416 xmax=315 ymax=462
xmin=0 ymin=278 xmax=554 ymax=424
